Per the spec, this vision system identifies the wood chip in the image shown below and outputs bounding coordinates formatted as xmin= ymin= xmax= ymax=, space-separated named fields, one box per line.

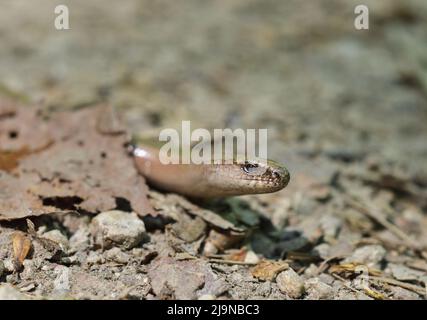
xmin=12 ymin=232 xmax=32 ymax=267
xmin=251 ymin=260 xmax=289 ymax=281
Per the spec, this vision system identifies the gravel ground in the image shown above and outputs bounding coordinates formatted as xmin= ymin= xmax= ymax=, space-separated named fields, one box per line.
xmin=0 ymin=0 xmax=427 ymax=300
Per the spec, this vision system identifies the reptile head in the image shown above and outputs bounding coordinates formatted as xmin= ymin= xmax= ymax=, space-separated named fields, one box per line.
xmin=205 ymin=158 xmax=290 ymax=196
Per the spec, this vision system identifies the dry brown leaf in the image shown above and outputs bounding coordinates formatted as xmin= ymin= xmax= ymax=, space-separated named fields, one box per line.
xmin=0 ymin=147 xmax=31 ymax=172
xmin=0 ymin=101 xmax=154 ymax=220
xmin=251 ymin=260 xmax=289 ymax=281
xmin=0 ymin=141 xmax=53 ymax=172
xmin=12 ymin=232 xmax=32 ymax=266
xmin=204 ymin=229 xmax=245 ymax=254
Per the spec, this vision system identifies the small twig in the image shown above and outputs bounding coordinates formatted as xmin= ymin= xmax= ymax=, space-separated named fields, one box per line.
xmin=315 ymin=255 xmax=345 ymax=275
xmin=331 ymin=273 xmax=360 ymax=294
xmin=208 ymin=258 xmax=257 ymax=266
xmin=332 ymin=273 xmax=387 ymax=299
xmin=343 ymin=193 xmax=420 ymax=250
xmin=369 ymin=276 xmax=426 ymax=296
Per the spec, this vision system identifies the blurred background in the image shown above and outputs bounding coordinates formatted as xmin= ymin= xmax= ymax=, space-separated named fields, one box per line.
xmin=1 ymin=0 xmax=426 ymax=173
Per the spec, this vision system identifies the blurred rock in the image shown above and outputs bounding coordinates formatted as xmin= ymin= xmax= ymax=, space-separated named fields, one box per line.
xmin=390 ymin=286 xmax=422 ymax=300
xmin=313 ymin=243 xmax=330 ymax=260
xmin=3 ymin=258 xmax=15 ymax=273
xmin=254 ymin=281 xmax=272 ymax=297
xmin=148 ymin=257 xmax=228 ymax=299
xmin=304 ymin=278 xmax=334 ymax=300
xmin=42 ymin=230 xmax=69 ymax=252
xmin=52 ymin=266 xmax=71 ymax=297
xmin=319 ymin=215 xmax=343 ymax=239
xmin=343 ymin=245 xmax=386 ymax=268
xmin=86 ymin=251 xmax=104 ymax=265
xmin=105 ymin=247 xmax=131 ymax=264
xmin=388 ymin=263 xmax=425 ymax=281
xmin=69 ymin=227 xmax=91 ymax=253
xmin=90 ymin=210 xmax=146 ymax=249
xmin=244 ymin=251 xmax=260 ymax=264
xmin=276 ymin=269 xmax=304 ymax=299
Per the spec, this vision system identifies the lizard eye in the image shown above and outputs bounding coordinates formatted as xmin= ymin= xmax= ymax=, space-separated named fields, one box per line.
xmin=242 ymin=161 xmax=259 ymax=174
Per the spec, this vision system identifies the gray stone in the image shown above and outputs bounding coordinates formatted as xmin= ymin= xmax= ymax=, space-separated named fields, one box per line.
xmin=254 ymin=281 xmax=272 ymax=297
xmin=313 ymin=243 xmax=330 ymax=259
xmin=244 ymin=251 xmax=260 ymax=264
xmin=20 ymin=260 xmax=37 ymax=280
xmin=388 ymin=263 xmax=425 ymax=281
xmin=105 ymin=247 xmax=131 ymax=264
xmin=52 ymin=266 xmax=71 ymax=297
xmin=335 ymin=287 xmax=373 ymax=300
xmin=304 ymin=278 xmax=334 ymax=300
xmin=303 ymin=264 xmax=319 ymax=277
xmin=343 ymin=245 xmax=386 ymax=268
xmin=3 ymin=258 xmax=15 ymax=272
xmin=42 ymin=230 xmax=69 ymax=251
xmin=276 ymin=268 xmax=304 ymax=299
xmin=390 ymin=286 xmax=421 ymax=300
xmin=318 ymin=273 xmax=335 ymax=285
xmin=90 ymin=210 xmax=146 ymax=249
xmin=319 ymin=215 xmax=343 ymax=239
xmin=69 ymin=227 xmax=91 ymax=253
xmin=149 ymin=257 xmax=228 ymax=299
xmin=86 ymin=251 xmax=104 ymax=265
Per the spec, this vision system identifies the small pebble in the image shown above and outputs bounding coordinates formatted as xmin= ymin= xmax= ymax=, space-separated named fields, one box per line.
xmin=41 ymin=265 xmax=52 ymax=271
xmin=42 ymin=230 xmax=69 ymax=251
xmin=313 ymin=243 xmax=330 ymax=260
xmin=304 ymin=278 xmax=334 ymax=300
xmin=52 ymin=266 xmax=71 ymax=297
xmin=20 ymin=260 xmax=36 ymax=280
xmin=276 ymin=269 xmax=304 ymax=299
xmin=69 ymin=227 xmax=91 ymax=253
xmin=303 ymin=264 xmax=319 ymax=277
xmin=3 ymin=258 xmax=15 ymax=272
xmin=255 ymin=281 xmax=271 ymax=296
xmin=320 ymin=215 xmax=343 ymax=239
xmin=390 ymin=286 xmax=421 ymax=300
xmin=244 ymin=251 xmax=260 ymax=264
xmin=203 ymin=242 xmax=218 ymax=255
xmin=105 ymin=247 xmax=131 ymax=264
xmin=318 ymin=273 xmax=335 ymax=285
xmin=90 ymin=210 xmax=146 ymax=249
xmin=86 ymin=251 xmax=104 ymax=265
xmin=343 ymin=245 xmax=386 ymax=268
xmin=335 ymin=287 xmax=373 ymax=300
xmin=388 ymin=263 xmax=424 ymax=281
